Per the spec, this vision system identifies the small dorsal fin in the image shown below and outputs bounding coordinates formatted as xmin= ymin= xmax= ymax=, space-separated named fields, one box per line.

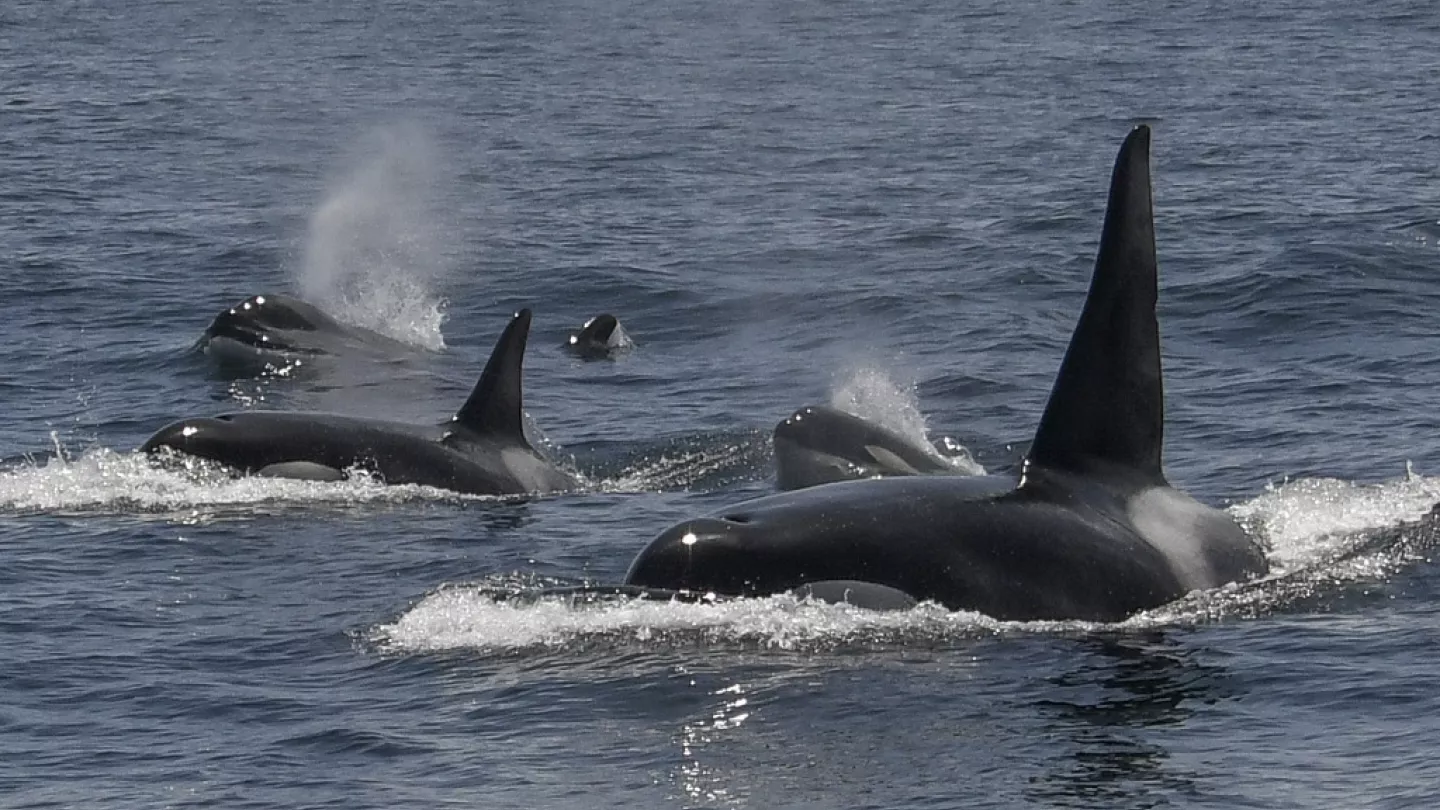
xmin=1027 ymin=126 xmax=1165 ymax=482
xmin=449 ymin=309 xmax=531 ymax=442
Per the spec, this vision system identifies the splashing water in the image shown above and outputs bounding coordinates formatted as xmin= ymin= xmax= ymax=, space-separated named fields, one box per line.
xmin=0 ymin=447 xmax=485 ymax=520
xmin=374 ymin=582 xmax=1010 ymax=655
xmin=1230 ymin=469 xmax=1440 ymax=573
xmin=828 ymin=363 xmax=928 ymax=442
xmin=828 ymin=363 xmax=984 ymax=474
xmin=375 ymin=471 xmax=1440 ymax=655
xmin=1136 ymin=471 xmax=1440 ymax=624
xmin=298 ymin=124 xmax=450 ymax=350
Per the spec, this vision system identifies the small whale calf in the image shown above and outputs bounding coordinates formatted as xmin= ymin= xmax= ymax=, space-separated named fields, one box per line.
xmin=773 ymin=404 xmax=977 ymax=491
xmin=199 ymin=293 xmax=421 ymax=372
xmin=623 ymin=126 xmax=1269 ymax=620
xmin=145 ymin=309 xmax=578 ymax=496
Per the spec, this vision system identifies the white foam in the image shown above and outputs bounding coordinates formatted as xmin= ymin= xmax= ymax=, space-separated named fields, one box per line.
xmin=0 ymin=447 xmax=484 ymax=518
xmin=1229 ymin=469 xmax=1440 ymax=572
xmin=374 ymin=584 xmax=1010 ymax=654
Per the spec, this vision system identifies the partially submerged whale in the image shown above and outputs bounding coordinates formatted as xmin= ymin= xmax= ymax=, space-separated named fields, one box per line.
xmin=199 ymin=293 xmax=421 ymax=372
xmin=564 ymin=314 xmax=632 ymax=359
xmin=773 ymin=404 xmax=980 ymax=490
xmin=624 ymin=126 xmax=1269 ymax=620
xmin=145 ymin=309 xmax=579 ymax=496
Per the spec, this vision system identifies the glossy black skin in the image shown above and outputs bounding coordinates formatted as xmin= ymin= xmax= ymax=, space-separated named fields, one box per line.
xmin=625 ymin=469 xmax=1264 ymax=621
xmin=140 ymin=412 xmax=575 ymax=496
xmin=564 ymin=314 xmax=631 ymax=359
xmin=773 ymin=404 xmax=961 ymax=490
xmin=199 ymin=293 xmax=418 ymax=370
xmin=624 ymin=126 xmax=1270 ymax=620
xmin=147 ymin=309 xmax=578 ymax=496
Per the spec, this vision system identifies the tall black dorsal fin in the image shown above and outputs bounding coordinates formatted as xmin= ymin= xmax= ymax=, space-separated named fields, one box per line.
xmin=1027 ymin=126 xmax=1164 ymax=482
xmin=449 ymin=309 xmax=531 ymax=442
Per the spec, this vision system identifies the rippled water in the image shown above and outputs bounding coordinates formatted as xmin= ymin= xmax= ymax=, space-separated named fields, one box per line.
xmin=3 ymin=0 xmax=1439 ymax=806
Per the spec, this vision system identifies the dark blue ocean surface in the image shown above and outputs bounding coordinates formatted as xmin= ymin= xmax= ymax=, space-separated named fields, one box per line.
xmin=3 ymin=0 xmax=1440 ymax=806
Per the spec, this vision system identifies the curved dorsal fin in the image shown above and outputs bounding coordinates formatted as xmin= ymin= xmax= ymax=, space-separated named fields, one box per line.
xmin=1027 ymin=126 xmax=1165 ymax=483
xmin=450 ymin=309 xmax=531 ymax=442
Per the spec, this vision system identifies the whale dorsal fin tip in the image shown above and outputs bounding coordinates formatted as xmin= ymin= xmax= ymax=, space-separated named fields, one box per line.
xmin=450 ymin=309 xmax=531 ymax=444
xmin=1028 ymin=126 xmax=1166 ymax=483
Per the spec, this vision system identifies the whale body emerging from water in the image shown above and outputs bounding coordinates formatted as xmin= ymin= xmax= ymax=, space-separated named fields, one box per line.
xmin=145 ymin=309 xmax=578 ymax=496
xmin=624 ymin=126 xmax=1269 ymax=621
xmin=773 ymin=404 xmax=980 ymax=491
xmin=199 ymin=293 xmax=422 ymax=372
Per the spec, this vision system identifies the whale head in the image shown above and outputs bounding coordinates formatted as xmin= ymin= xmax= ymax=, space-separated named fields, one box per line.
xmin=202 ymin=294 xmax=339 ymax=354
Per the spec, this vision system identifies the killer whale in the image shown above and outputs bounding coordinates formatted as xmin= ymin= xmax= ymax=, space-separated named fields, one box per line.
xmin=199 ymin=293 xmax=421 ymax=372
xmin=564 ymin=313 xmax=633 ymax=359
xmin=145 ymin=309 xmax=579 ymax=496
xmin=624 ymin=126 xmax=1269 ymax=620
xmin=773 ymin=404 xmax=980 ymax=490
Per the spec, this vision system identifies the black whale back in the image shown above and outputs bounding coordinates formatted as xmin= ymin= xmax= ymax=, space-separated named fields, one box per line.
xmin=1027 ymin=125 xmax=1164 ymax=485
